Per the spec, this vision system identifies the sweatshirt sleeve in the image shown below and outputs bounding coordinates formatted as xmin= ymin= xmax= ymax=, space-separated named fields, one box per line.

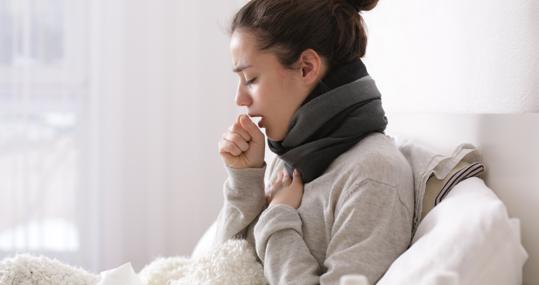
xmin=253 ymin=179 xmax=412 ymax=285
xmin=213 ymin=164 xmax=268 ymax=245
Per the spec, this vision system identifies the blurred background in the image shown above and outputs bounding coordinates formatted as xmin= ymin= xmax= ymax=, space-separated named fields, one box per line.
xmin=0 ymin=0 xmax=537 ymax=273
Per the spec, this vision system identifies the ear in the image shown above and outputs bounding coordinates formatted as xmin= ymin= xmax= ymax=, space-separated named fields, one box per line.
xmin=297 ymin=49 xmax=325 ymax=85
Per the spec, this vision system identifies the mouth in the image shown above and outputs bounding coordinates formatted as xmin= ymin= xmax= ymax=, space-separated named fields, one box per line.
xmin=258 ymin=117 xmax=265 ymax=128
xmin=248 ymin=114 xmax=265 ymax=129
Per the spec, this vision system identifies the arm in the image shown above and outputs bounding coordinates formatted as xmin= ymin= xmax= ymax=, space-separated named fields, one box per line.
xmin=214 ymin=113 xmax=268 ymax=244
xmin=254 ymin=203 xmax=321 ymax=284
xmin=214 ymin=164 xmax=267 ymax=244
xmin=254 ymin=179 xmax=413 ymax=285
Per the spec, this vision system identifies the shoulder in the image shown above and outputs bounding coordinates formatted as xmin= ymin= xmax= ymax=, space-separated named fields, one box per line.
xmin=327 ymin=133 xmax=414 ymax=213
xmin=331 ymin=133 xmax=412 ymax=187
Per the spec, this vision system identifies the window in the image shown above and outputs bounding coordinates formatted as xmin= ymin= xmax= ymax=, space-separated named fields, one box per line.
xmin=0 ymin=0 xmax=89 ymax=265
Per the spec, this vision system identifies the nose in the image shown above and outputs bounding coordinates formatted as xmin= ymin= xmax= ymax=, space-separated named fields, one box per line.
xmin=235 ymin=82 xmax=252 ymax=107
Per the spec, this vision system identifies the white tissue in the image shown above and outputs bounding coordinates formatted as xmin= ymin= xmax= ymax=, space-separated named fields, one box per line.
xmin=97 ymin=262 xmax=144 ymax=285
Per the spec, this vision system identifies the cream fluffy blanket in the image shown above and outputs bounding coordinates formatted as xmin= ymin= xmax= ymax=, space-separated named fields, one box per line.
xmin=0 ymin=239 xmax=267 ymax=285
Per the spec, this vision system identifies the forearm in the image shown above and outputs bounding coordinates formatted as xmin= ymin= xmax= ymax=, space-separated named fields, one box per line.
xmin=254 ymin=204 xmax=321 ymax=285
xmin=214 ymin=165 xmax=267 ymax=244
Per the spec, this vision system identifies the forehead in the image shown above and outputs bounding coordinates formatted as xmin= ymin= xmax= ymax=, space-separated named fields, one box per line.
xmin=230 ymin=30 xmax=261 ymax=65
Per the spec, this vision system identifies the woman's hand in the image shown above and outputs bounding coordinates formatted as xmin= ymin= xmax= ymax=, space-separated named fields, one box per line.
xmin=218 ymin=114 xmax=266 ymax=169
xmin=266 ymin=169 xmax=304 ymax=209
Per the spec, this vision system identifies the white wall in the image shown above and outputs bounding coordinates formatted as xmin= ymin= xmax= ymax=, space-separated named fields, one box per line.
xmin=363 ymin=0 xmax=539 ymax=113
xmin=163 ymin=0 xmax=241 ymax=260
xmin=90 ymin=0 xmax=243 ymax=271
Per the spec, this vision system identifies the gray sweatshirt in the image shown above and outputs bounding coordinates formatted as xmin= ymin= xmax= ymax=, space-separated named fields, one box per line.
xmin=214 ymin=133 xmax=414 ymax=285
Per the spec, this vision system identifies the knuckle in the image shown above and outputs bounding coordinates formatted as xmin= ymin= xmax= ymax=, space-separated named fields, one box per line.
xmin=222 ymin=143 xmax=232 ymax=153
xmin=232 ymin=123 xmax=245 ymax=133
xmin=230 ymin=135 xmax=248 ymax=149
xmin=231 ymin=123 xmax=242 ymax=131
xmin=230 ymin=132 xmax=242 ymax=142
xmin=234 ymin=127 xmax=250 ymax=140
xmin=225 ymin=143 xmax=237 ymax=154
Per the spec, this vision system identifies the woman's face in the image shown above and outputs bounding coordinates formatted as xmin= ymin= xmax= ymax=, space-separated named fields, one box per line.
xmin=229 ymin=30 xmax=312 ymax=141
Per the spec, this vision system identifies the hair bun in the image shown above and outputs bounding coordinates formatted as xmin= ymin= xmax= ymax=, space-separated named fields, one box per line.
xmin=347 ymin=0 xmax=379 ymax=11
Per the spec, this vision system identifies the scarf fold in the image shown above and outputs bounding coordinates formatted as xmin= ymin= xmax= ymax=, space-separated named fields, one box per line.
xmin=268 ymin=59 xmax=387 ymax=183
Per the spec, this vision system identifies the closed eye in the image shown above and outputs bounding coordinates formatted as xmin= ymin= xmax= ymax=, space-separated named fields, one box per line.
xmin=245 ymin=77 xmax=257 ymax=86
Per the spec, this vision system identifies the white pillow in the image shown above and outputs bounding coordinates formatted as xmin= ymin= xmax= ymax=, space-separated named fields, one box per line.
xmin=377 ymin=177 xmax=528 ymax=285
xmin=191 ymin=221 xmax=217 ymax=259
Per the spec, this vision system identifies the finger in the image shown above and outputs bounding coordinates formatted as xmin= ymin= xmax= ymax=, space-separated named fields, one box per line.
xmin=272 ymin=171 xmax=283 ymax=186
xmin=281 ymin=170 xmax=291 ymax=184
xmin=266 ymin=186 xmax=276 ymax=204
xmin=267 ymin=185 xmax=276 ymax=196
xmin=229 ymin=124 xmax=251 ymax=142
xmin=219 ymin=140 xmax=242 ymax=156
xmin=239 ymin=115 xmax=264 ymax=142
xmin=223 ymin=132 xmax=249 ymax=152
xmin=220 ymin=133 xmax=246 ymax=154
xmin=292 ymin=169 xmax=303 ymax=186
xmin=266 ymin=185 xmax=274 ymax=197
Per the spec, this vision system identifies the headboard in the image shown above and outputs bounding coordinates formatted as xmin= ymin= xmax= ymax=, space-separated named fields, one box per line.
xmin=385 ymin=113 xmax=539 ymax=285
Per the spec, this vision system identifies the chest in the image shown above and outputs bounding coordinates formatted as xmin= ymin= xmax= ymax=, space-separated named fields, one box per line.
xmin=294 ymin=180 xmax=344 ymax=265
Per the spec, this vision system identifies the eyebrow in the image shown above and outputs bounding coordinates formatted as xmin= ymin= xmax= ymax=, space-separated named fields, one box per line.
xmin=232 ymin=64 xmax=252 ymax=73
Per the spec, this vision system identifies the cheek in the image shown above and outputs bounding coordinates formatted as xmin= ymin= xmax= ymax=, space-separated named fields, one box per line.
xmin=255 ymin=71 xmax=299 ymax=117
xmin=277 ymin=67 xmax=298 ymax=85
xmin=253 ymin=80 xmax=279 ymax=108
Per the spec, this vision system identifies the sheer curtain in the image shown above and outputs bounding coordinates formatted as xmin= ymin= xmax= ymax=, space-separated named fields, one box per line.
xmin=1 ymin=0 xmax=244 ymax=273
xmin=0 ymin=0 xmax=90 ymax=266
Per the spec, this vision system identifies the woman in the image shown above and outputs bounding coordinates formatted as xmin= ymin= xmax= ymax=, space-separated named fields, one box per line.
xmin=216 ymin=0 xmax=414 ymax=284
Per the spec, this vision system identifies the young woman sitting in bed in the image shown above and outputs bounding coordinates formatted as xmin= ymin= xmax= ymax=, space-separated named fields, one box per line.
xmin=216 ymin=0 xmax=414 ymax=283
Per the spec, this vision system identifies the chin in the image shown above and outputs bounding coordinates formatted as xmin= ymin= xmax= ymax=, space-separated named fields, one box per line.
xmin=266 ymin=129 xmax=285 ymax=141
xmin=265 ymin=131 xmax=274 ymax=140
xmin=265 ymin=128 xmax=276 ymax=141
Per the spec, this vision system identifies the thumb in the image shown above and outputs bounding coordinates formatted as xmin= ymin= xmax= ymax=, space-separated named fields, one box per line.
xmin=240 ymin=115 xmax=264 ymax=141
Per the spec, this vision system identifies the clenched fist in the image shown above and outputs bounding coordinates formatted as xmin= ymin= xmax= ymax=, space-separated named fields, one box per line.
xmin=218 ymin=114 xmax=265 ymax=169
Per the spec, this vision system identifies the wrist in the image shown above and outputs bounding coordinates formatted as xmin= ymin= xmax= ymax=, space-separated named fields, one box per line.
xmin=225 ymin=163 xmax=266 ymax=192
xmin=227 ymin=161 xmax=266 ymax=169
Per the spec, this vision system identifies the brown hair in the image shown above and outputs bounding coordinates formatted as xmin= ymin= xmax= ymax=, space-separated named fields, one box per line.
xmin=230 ymin=0 xmax=379 ymax=69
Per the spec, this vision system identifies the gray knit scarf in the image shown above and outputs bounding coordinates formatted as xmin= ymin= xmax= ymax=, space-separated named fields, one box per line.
xmin=268 ymin=60 xmax=387 ymax=183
